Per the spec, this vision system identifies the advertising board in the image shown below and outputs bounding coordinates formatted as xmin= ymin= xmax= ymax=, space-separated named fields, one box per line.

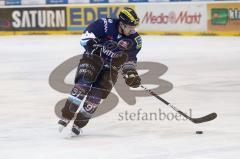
xmin=208 ymin=3 xmax=240 ymax=32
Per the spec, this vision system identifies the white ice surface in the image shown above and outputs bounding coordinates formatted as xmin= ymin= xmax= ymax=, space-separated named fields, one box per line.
xmin=0 ymin=35 xmax=240 ymax=159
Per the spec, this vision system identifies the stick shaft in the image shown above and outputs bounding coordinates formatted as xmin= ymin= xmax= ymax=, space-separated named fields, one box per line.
xmin=140 ymin=85 xmax=217 ymax=124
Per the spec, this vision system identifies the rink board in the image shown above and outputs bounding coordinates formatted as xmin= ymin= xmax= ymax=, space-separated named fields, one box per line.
xmin=0 ymin=2 xmax=240 ymax=36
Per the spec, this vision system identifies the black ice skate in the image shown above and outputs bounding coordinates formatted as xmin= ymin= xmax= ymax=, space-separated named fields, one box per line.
xmin=71 ymin=124 xmax=82 ymax=137
xmin=58 ymin=118 xmax=70 ymax=132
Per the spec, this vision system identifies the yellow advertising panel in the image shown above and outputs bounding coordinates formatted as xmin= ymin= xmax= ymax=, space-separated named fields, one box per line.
xmin=208 ymin=3 xmax=240 ymax=32
xmin=66 ymin=5 xmax=134 ymax=31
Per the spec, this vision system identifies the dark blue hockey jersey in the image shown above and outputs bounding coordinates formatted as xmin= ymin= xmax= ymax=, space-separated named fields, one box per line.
xmin=80 ymin=18 xmax=142 ymax=64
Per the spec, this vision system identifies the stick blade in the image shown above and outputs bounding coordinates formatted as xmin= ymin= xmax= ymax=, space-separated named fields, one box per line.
xmin=191 ymin=112 xmax=217 ymax=124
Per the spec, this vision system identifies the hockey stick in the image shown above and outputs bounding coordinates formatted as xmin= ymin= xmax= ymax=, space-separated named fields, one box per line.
xmin=140 ymin=85 xmax=217 ymax=124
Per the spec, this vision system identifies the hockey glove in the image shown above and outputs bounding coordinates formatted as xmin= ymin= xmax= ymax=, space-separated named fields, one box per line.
xmin=123 ymin=69 xmax=141 ymax=88
xmin=86 ymin=38 xmax=101 ymax=55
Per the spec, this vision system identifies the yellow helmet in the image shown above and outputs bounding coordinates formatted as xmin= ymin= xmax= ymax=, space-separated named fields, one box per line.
xmin=119 ymin=7 xmax=139 ymax=26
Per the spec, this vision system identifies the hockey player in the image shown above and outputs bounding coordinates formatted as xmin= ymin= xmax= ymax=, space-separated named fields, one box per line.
xmin=58 ymin=7 xmax=142 ymax=136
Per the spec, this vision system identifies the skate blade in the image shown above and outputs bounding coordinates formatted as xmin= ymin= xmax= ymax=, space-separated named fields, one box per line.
xmin=58 ymin=125 xmax=72 ymax=139
xmin=58 ymin=127 xmax=82 ymax=139
xmin=70 ymin=131 xmax=80 ymax=138
xmin=58 ymin=125 xmax=65 ymax=133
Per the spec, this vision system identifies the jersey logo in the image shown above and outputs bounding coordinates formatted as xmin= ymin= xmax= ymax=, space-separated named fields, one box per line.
xmin=102 ymin=18 xmax=108 ymax=33
xmin=135 ymin=36 xmax=142 ymax=49
xmin=102 ymin=46 xmax=116 ymax=58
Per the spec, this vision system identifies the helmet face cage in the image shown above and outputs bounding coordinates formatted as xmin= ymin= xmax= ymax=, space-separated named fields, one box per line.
xmin=119 ymin=8 xmax=139 ymax=26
